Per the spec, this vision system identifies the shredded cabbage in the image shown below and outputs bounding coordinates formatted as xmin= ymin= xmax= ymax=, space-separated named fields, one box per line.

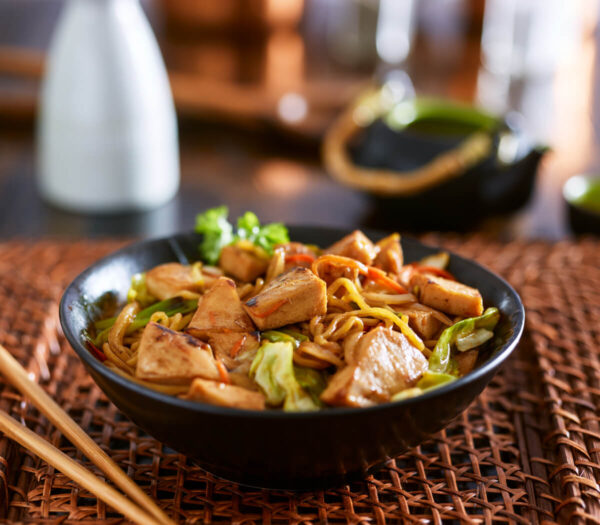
xmin=428 ymin=307 xmax=500 ymax=374
xmin=391 ymin=371 xmax=456 ymax=401
xmin=249 ymin=342 xmax=319 ymax=411
xmin=126 ymin=273 xmax=156 ymax=307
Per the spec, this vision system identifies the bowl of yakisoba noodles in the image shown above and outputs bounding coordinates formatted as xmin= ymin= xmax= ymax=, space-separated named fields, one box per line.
xmin=60 ymin=207 xmax=524 ymax=489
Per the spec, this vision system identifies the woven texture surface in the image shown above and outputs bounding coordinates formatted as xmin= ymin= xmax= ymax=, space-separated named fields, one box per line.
xmin=0 ymin=236 xmax=598 ymax=524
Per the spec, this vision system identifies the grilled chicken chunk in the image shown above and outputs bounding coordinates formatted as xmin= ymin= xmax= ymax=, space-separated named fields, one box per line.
xmin=207 ymin=331 xmax=260 ymax=372
xmin=136 ymin=322 xmax=219 ymax=384
xmin=410 ymin=273 xmax=483 ymax=317
xmin=394 ymin=305 xmax=443 ymax=339
xmin=187 ymin=277 xmax=254 ymax=338
xmin=243 ymin=267 xmax=327 ymax=330
xmin=321 ymin=327 xmax=427 ymax=407
xmin=324 ymin=230 xmax=377 ymax=265
xmin=184 ymin=378 xmax=266 ymax=410
xmin=219 ymin=244 xmax=269 ymax=282
xmin=373 ymin=234 xmax=403 ymax=275
xmin=145 ymin=263 xmax=204 ymax=300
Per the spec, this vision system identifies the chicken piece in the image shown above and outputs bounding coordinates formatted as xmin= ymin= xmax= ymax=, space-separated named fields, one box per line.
xmin=373 ymin=234 xmax=403 ymax=275
xmin=145 ymin=263 xmax=204 ymax=300
xmin=321 ymin=327 xmax=427 ymax=407
xmin=394 ymin=305 xmax=443 ymax=339
xmin=243 ymin=267 xmax=327 ymax=330
xmin=410 ymin=273 xmax=483 ymax=317
xmin=455 ymin=349 xmax=479 ymax=376
xmin=324 ymin=230 xmax=377 ymax=265
xmin=136 ymin=322 xmax=219 ymax=384
xmin=187 ymin=277 xmax=254 ymax=339
xmin=219 ymin=244 xmax=269 ymax=282
xmin=184 ymin=378 xmax=266 ymax=410
xmin=207 ymin=331 xmax=260 ymax=372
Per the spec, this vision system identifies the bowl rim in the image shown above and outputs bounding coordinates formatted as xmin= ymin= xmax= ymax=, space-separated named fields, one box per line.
xmin=59 ymin=227 xmax=525 ymax=419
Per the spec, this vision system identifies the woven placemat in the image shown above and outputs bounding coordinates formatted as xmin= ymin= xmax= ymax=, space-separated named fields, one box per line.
xmin=0 ymin=235 xmax=598 ymax=524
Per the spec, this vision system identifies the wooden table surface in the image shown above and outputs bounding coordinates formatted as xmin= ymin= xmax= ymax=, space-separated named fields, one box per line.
xmin=0 ymin=0 xmax=597 ymax=241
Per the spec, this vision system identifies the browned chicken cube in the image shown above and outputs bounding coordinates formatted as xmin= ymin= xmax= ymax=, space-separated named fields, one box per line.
xmin=184 ymin=378 xmax=266 ymax=410
xmin=145 ymin=263 xmax=204 ymax=300
xmin=394 ymin=305 xmax=443 ymax=339
xmin=373 ymin=234 xmax=403 ymax=275
xmin=219 ymin=244 xmax=269 ymax=282
xmin=321 ymin=327 xmax=427 ymax=407
xmin=455 ymin=349 xmax=479 ymax=376
xmin=410 ymin=273 xmax=483 ymax=317
xmin=243 ymin=267 xmax=327 ymax=330
xmin=207 ymin=331 xmax=260 ymax=372
xmin=324 ymin=230 xmax=377 ymax=265
xmin=187 ymin=277 xmax=254 ymax=338
xmin=136 ymin=322 xmax=219 ymax=384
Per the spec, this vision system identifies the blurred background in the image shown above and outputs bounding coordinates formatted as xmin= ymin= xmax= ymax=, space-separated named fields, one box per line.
xmin=0 ymin=0 xmax=598 ymax=239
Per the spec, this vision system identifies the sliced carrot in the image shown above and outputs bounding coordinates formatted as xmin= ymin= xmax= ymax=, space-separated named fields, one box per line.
xmin=410 ymin=264 xmax=456 ymax=281
xmin=285 ymin=253 xmax=315 ymax=264
xmin=230 ymin=335 xmax=246 ymax=358
xmin=216 ymin=359 xmax=230 ymax=384
xmin=366 ymin=267 xmax=408 ymax=294
xmin=251 ymin=298 xmax=288 ymax=318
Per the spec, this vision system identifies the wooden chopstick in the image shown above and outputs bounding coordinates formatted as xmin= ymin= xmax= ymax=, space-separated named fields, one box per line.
xmin=0 ymin=410 xmax=162 ymax=525
xmin=0 ymin=344 xmax=175 ymax=525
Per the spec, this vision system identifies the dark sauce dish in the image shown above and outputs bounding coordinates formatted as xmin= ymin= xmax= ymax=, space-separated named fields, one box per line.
xmin=59 ymin=227 xmax=525 ymax=490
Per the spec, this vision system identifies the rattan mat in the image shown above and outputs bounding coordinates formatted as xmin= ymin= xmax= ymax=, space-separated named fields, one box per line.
xmin=0 ymin=236 xmax=598 ymax=524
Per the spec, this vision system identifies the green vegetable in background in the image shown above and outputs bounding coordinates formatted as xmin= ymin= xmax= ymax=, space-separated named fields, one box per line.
xmin=428 ymin=307 xmax=500 ymax=375
xmin=126 ymin=273 xmax=156 ymax=307
xmin=93 ymin=296 xmax=199 ymax=346
xmin=236 ymin=211 xmax=289 ymax=256
xmin=249 ymin=341 xmax=319 ymax=411
xmin=195 ymin=205 xmax=234 ymax=265
xmin=194 ymin=207 xmax=290 ymax=264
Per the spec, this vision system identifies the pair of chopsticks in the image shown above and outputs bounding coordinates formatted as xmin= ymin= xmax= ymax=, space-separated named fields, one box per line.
xmin=0 ymin=344 xmax=175 ymax=525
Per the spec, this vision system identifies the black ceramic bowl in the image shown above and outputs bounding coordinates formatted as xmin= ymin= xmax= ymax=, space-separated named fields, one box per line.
xmin=349 ymin=120 xmax=545 ymax=230
xmin=60 ymin=226 xmax=524 ymax=490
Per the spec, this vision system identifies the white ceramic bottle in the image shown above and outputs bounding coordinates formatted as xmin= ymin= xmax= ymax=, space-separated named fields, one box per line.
xmin=38 ymin=0 xmax=179 ymax=213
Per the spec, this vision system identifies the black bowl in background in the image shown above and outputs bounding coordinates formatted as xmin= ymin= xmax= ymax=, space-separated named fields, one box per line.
xmin=349 ymin=119 xmax=546 ymax=231
xmin=59 ymin=227 xmax=525 ymax=490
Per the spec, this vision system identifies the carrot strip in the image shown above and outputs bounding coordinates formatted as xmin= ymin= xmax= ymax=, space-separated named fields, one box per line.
xmin=229 ymin=335 xmax=246 ymax=358
xmin=285 ymin=253 xmax=315 ymax=264
xmin=216 ymin=360 xmax=230 ymax=384
xmin=251 ymin=299 xmax=288 ymax=318
xmin=410 ymin=264 xmax=456 ymax=281
xmin=366 ymin=267 xmax=408 ymax=293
